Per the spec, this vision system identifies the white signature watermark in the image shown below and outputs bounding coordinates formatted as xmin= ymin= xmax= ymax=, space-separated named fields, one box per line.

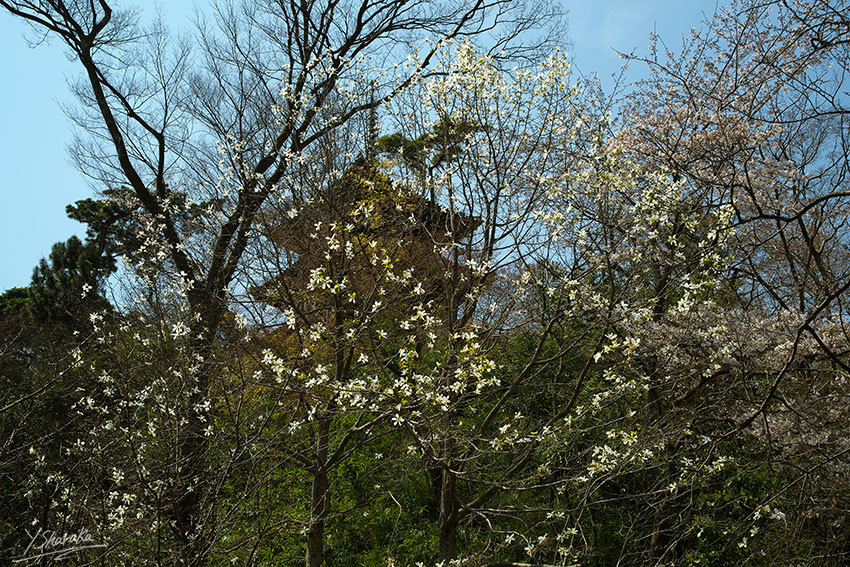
xmin=14 ymin=526 xmax=106 ymax=563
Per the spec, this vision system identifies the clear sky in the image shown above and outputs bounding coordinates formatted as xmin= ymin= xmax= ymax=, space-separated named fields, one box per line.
xmin=0 ymin=1 xmax=715 ymax=292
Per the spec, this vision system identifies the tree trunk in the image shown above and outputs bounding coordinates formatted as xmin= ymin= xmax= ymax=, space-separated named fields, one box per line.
xmin=169 ymin=424 xmax=210 ymax=567
xmin=647 ymin=264 xmax=674 ymax=562
xmin=306 ymin=415 xmax=331 ymax=567
xmin=171 ymin=327 xmax=217 ymax=567
xmin=650 ymin=497 xmax=671 ymax=561
xmin=438 ymin=443 xmax=459 ymax=562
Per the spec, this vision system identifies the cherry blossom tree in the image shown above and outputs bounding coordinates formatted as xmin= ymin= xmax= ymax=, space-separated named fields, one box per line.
xmin=611 ymin=0 xmax=850 ymax=562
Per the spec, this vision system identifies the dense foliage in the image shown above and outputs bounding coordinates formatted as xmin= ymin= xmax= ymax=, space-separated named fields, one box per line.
xmin=1 ymin=0 xmax=849 ymax=566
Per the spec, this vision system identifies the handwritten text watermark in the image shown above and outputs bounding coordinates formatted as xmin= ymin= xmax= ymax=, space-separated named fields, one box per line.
xmin=14 ymin=526 xmax=106 ymax=563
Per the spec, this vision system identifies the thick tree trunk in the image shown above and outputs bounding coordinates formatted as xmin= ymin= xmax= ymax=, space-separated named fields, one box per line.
xmin=305 ymin=473 xmax=329 ymax=567
xmin=439 ymin=514 xmax=458 ymax=562
xmin=306 ymin=415 xmax=331 ymax=567
xmin=173 ymin=434 xmax=209 ymax=567
xmin=171 ymin=300 xmax=224 ymax=567
xmin=438 ymin=441 xmax=459 ymax=562
xmin=647 ymin=267 xmax=674 ymax=562
xmin=171 ymin=337 xmax=215 ymax=567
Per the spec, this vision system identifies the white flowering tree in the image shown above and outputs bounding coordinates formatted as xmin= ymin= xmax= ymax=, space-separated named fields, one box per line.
xmin=358 ymin=43 xmax=601 ymax=563
xmin=0 ymin=0 xmax=563 ymax=565
xmin=7 ymin=0 xmax=850 ymax=565
xmin=245 ymin=149 xmax=476 ymax=567
xmin=0 ymin=239 xmax=117 ymax=566
xmin=610 ymin=0 xmax=850 ymax=562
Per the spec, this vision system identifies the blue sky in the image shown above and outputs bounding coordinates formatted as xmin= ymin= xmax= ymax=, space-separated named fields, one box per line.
xmin=0 ymin=1 xmax=715 ymax=292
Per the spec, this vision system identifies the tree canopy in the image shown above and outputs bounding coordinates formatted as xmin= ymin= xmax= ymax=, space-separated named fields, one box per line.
xmin=2 ymin=1 xmax=850 ymax=566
